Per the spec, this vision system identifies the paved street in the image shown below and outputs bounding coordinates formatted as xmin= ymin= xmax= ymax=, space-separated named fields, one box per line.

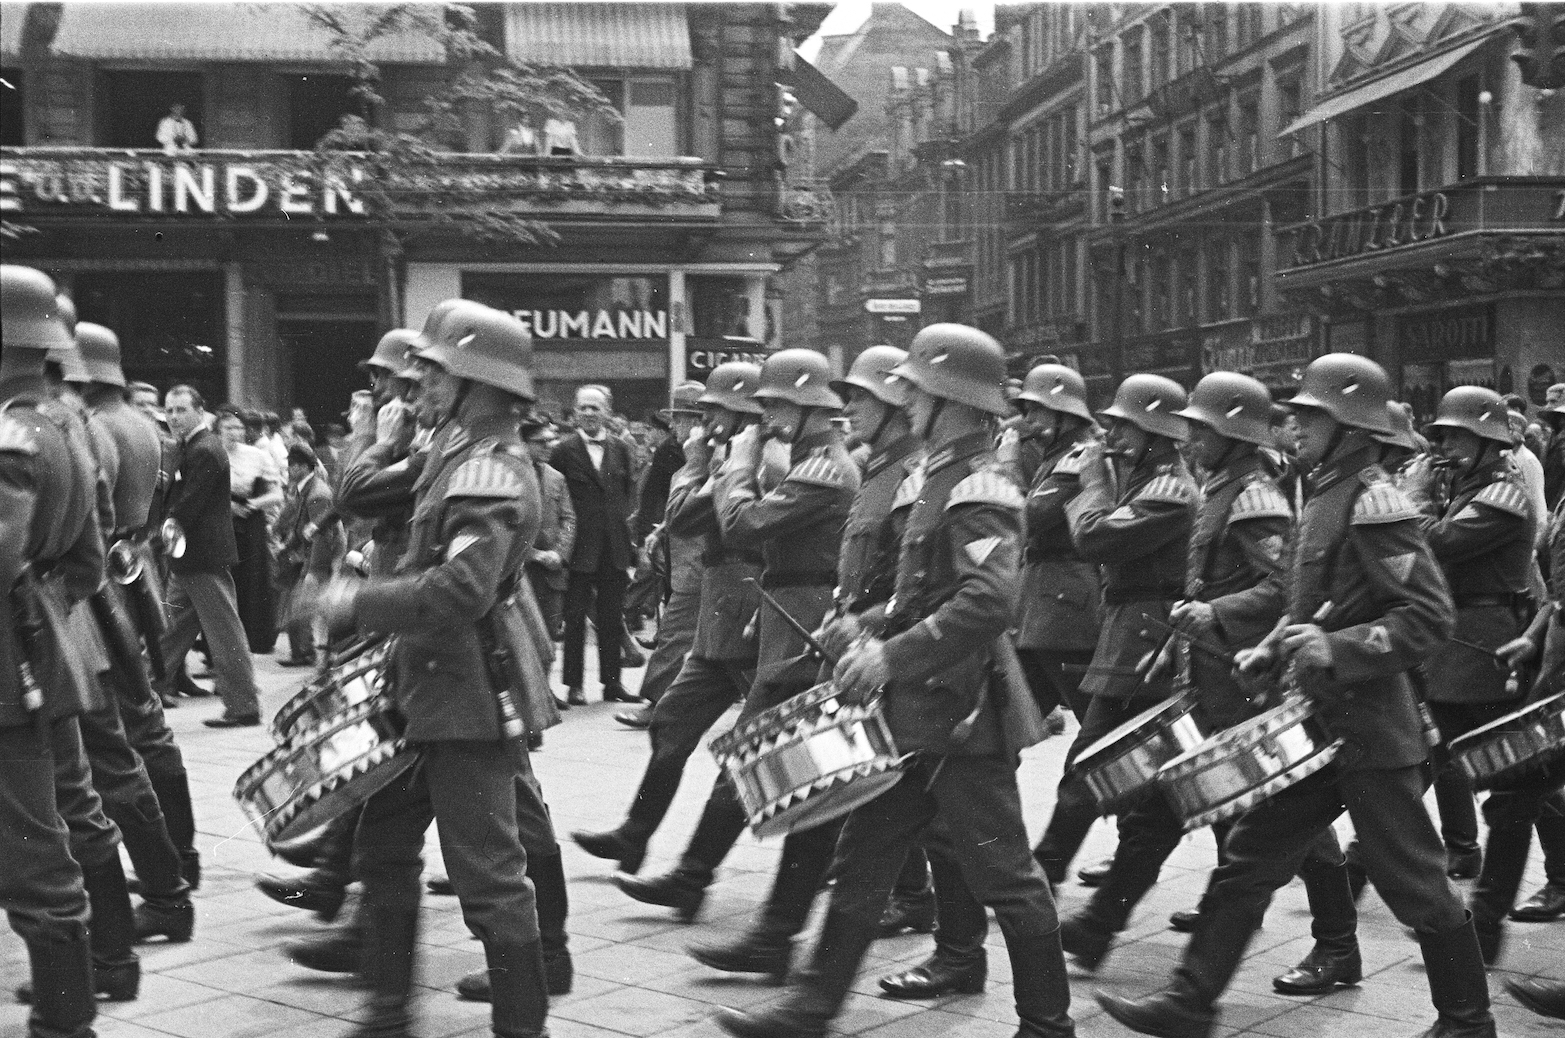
xmin=4 ymin=649 xmax=1561 ymax=1038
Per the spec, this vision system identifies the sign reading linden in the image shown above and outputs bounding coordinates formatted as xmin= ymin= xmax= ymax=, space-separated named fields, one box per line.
xmin=0 ymin=154 xmax=368 ymax=218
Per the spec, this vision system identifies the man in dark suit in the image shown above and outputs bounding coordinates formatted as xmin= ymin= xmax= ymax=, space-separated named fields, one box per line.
xmin=153 ymin=386 xmax=262 ymax=727
xmin=551 ymin=385 xmax=639 ymax=705
xmin=275 ymin=443 xmax=343 ymax=667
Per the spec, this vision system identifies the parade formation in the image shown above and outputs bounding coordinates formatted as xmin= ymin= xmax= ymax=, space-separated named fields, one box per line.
xmin=3 ymin=259 xmax=1564 ymax=1038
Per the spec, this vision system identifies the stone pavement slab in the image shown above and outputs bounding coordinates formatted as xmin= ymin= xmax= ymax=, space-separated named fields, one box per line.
xmin=2 ymin=646 xmax=1560 ymax=1038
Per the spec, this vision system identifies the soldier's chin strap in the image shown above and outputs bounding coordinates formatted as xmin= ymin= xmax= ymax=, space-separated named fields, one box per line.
xmin=915 ymin=397 xmax=946 ymax=442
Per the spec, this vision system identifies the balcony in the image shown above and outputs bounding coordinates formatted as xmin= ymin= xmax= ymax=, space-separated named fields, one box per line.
xmin=0 ymin=148 xmax=723 ymax=226
xmin=776 ymin=180 xmax=836 ymax=227
xmin=1004 ymin=186 xmax=1088 ymax=230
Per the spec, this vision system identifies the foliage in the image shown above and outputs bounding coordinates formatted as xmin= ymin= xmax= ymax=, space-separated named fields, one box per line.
xmin=298 ymin=2 xmax=621 ymax=245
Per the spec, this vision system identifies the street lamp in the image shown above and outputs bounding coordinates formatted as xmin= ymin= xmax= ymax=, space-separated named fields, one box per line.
xmin=1108 ymin=185 xmax=1127 ymax=380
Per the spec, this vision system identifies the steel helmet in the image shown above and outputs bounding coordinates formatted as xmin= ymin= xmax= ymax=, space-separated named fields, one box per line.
xmin=1100 ymin=373 xmax=1190 ymax=441
xmin=413 ymin=302 xmax=536 ymax=401
xmin=698 ymin=362 xmax=764 ymax=415
xmin=1016 ymin=363 xmax=1093 ymax=422
xmin=1284 ymin=353 xmax=1393 ymax=434
xmin=55 ymin=293 xmax=78 ymax=334
xmin=2 ymin=265 xmax=74 ymax=353
xmin=74 ymin=323 xmax=127 ymax=387
xmin=1175 ymin=371 xmax=1273 ymax=446
xmin=361 ymin=328 xmax=420 ymax=375
xmin=890 ymin=323 xmax=1009 ymax=416
xmin=1429 ymin=386 xmax=1512 ymax=445
xmin=752 ymin=349 xmax=843 ymax=410
xmin=401 ymin=299 xmax=483 ymax=378
xmin=830 ymin=345 xmax=909 ymax=408
xmin=1374 ymin=401 xmax=1422 ymax=452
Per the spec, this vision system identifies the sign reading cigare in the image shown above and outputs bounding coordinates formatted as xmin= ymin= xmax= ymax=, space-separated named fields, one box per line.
xmin=0 ymin=155 xmax=367 ymax=217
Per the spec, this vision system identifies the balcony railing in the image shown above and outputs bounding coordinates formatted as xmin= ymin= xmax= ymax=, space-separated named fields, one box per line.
xmin=1004 ymin=186 xmax=1087 ymax=227
xmin=0 ymin=148 xmax=722 ymax=223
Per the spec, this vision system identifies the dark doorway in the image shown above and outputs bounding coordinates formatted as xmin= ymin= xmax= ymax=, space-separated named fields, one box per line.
xmin=278 ymin=317 xmax=379 ymax=433
xmin=1 ymin=68 xmax=25 ymax=146
xmin=96 ymin=70 xmax=205 ymax=149
xmin=73 ymin=271 xmax=225 ymax=402
xmin=284 ymin=73 xmax=357 ymax=149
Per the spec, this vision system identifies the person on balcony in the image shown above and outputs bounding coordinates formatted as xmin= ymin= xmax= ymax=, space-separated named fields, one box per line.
xmin=155 ymin=104 xmax=197 ymax=154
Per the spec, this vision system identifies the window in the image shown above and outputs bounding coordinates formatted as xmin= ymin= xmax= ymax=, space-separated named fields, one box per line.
xmin=1398 ymin=97 xmax=1421 ymax=196
xmin=1128 ymin=146 xmax=1147 ymax=212
xmin=1206 ymin=6 xmax=1229 ymax=59
xmin=880 ymin=222 xmax=897 ymax=269
xmin=1238 ymin=235 xmax=1260 ymax=315
xmin=1179 ymin=252 xmax=1198 ymax=326
xmin=1207 ymin=239 xmax=1231 ymax=320
xmin=1236 ymin=4 xmax=1264 ymax=49
xmin=1062 ymin=242 xmax=1078 ymax=316
xmin=624 ymin=78 xmax=678 ymax=158
xmin=1177 ymin=12 xmax=1198 ymax=75
xmin=1096 ymin=44 xmax=1117 ymax=116
xmin=1063 ymin=106 xmax=1078 ymax=185
xmin=1179 ymin=125 xmax=1197 ymax=196
xmin=1278 ymin=76 xmax=1303 ymax=159
xmin=1152 ymin=17 xmax=1172 ymax=85
xmin=1153 ymin=138 xmax=1170 ymax=204
xmin=1456 ymin=75 xmax=1480 ymax=181
xmin=1 ymin=69 xmax=23 ymax=146
xmin=284 ymin=73 xmax=357 ymax=150
xmin=1153 ymin=253 xmax=1172 ymax=331
xmin=95 ymin=70 xmax=205 ymax=149
xmin=1123 ymin=30 xmax=1145 ymax=105
xmin=1097 ymin=159 xmax=1114 ymax=220
xmin=1207 ymin=110 xmax=1228 ymax=185
xmin=1238 ymin=96 xmax=1259 ymax=175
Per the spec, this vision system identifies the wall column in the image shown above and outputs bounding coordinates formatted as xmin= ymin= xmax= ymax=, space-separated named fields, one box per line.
xmin=745 ymin=274 xmax=768 ymax=342
xmin=668 ymin=269 xmax=687 ymax=393
xmin=224 ymin=261 xmax=244 ymax=404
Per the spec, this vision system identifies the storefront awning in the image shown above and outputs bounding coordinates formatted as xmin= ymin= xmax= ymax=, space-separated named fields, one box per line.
xmin=1279 ymin=36 xmax=1490 ymax=137
xmin=778 ymin=52 xmax=858 ymax=131
xmin=506 ymin=3 xmax=692 ymax=70
xmin=2 ymin=3 xmax=28 ymax=62
xmin=49 ymin=3 xmax=444 ymax=63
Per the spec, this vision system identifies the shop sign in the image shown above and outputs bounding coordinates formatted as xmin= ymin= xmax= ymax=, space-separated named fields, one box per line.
xmin=1078 ymin=332 xmax=1196 ymax=379
xmin=865 ymin=298 xmax=921 ymax=314
xmin=0 ymin=155 xmax=368 ymax=218
xmin=1284 ymin=179 xmax=1565 ymax=268
xmin=511 ymin=309 xmax=668 ymax=340
xmin=686 ymin=338 xmax=768 ymax=373
xmin=1201 ymin=313 xmax=1316 ymax=374
xmin=1397 ymin=304 xmax=1494 ymax=362
xmin=922 ymin=276 xmax=969 ymax=296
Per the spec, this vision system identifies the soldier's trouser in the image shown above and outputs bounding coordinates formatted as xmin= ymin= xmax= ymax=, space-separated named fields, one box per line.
xmin=1472 ymin=759 xmax=1565 ymax=929
xmin=1033 ymin=690 xmax=1167 ymax=885
xmin=624 ymin=656 xmax=750 ymax=844
xmin=563 ymin=563 xmax=629 ymax=691
xmin=1429 ymin=700 xmax=1517 ymax=858
xmin=1 ymin=722 xmax=90 ymax=946
xmin=1017 ymin=648 xmax=1094 ymax=720
xmin=78 ymin=687 xmax=188 ymax=903
xmin=155 ymin=570 xmax=261 ymax=718
xmin=1174 ymin=763 xmax=1466 ymax=1008
xmin=49 ymin=716 xmax=122 ymax=871
xmin=891 ymin=846 xmax=931 ymax=899
xmin=637 ymin=584 xmax=701 ymax=706
xmin=788 ymin=757 xmax=1062 ymax=1024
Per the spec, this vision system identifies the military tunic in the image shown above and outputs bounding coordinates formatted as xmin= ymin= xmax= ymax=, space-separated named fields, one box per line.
xmin=836 ymin=433 xmax=919 ymax=619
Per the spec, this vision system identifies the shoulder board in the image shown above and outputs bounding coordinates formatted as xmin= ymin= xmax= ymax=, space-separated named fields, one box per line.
xmin=1052 ymin=443 xmax=1089 ymax=476
xmin=1351 ymin=480 xmax=1419 ymax=525
xmin=1135 ymin=473 xmax=1195 ymax=507
xmin=946 ymin=470 xmax=1024 ymax=512
xmin=892 ymin=465 xmax=925 ymax=510
xmin=786 ymin=452 xmax=846 ymax=489
xmin=1473 ymin=479 xmax=1530 ymax=519
xmin=0 ymin=414 xmax=37 ymax=456
xmin=446 ymin=454 xmax=526 ymax=500
xmin=1229 ymin=480 xmax=1292 ymax=522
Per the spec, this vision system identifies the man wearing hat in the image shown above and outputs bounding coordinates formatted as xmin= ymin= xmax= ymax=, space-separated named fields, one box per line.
xmin=1 ymin=264 xmax=120 ymax=1038
xmin=617 ymin=381 xmax=708 ymax=727
xmin=313 ymin=302 xmax=556 ymax=1038
xmin=274 ymin=442 xmax=344 ymax=668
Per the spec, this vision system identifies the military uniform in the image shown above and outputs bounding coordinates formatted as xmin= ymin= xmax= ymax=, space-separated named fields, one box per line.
xmin=1120 ymin=445 xmax=1485 ymax=1030
xmin=1031 ymin=441 xmax=1196 ymax=885
xmin=349 ymin=411 xmax=551 ymax=1035
xmin=725 ymin=430 xmax=1073 ymax=1038
xmin=0 ymin=384 xmax=114 ymax=1037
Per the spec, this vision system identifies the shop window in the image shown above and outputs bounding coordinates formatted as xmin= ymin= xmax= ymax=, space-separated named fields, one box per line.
xmin=1 ymin=68 xmax=23 ymax=146
xmin=284 ymin=73 xmax=357 ymax=150
xmin=74 ymin=271 xmax=225 ymax=401
xmin=1456 ymin=75 xmax=1480 ymax=181
xmin=95 ymin=70 xmax=205 ymax=150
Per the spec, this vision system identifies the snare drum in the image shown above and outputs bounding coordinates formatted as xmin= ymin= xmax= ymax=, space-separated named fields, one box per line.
xmin=1449 ymin=691 xmax=1565 ymax=790
xmin=234 ymin=696 xmax=417 ymax=859
xmin=270 ymin=637 xmax=392 ymax=743
xmin=1070 ymin=693 xmax=1208 ymax=814
xmin=709 ymin=681 xmax=907 ymax=839
xmin=1157 ymin=696 xmax=1340 ymax=831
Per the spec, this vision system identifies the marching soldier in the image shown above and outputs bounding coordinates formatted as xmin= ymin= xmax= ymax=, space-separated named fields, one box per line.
xmin=576 ymin=364 xmax=767 ymax=890
xmin=312 ymin=303 xmax=555 ymax=1038
xmin=1413 ymin=385 xmax=1540 ymax=963
xmin=1098 ymin=355 xmax=1492 ymax=1038
xmin=1 ymin=264 xmax=113 ymax=1038
xmin=715 ymin=324 xmax=1073 ymax=1038
xmin=1030 ymin=374 xmax=1197 ymax=887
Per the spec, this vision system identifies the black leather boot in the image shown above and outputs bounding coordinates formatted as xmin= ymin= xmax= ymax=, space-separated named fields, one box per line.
xmin=348 ymin=902 xmax=418 ymax=1038
xmin=532 ymin=850 xmax=573 ymax=996
xmin=1007 ymin=927 xmax=1075 ymax=1038
xmin=571 ymin=827 xmax=647 ymax=875
xmin=1095 ymin=983 xmax=1215 ymax=1038
xmin=876 ymin=890 xmax=937 ymax=937
xmin=688 ymin=931 xmax=793 ymax=982
xmin=287 ymin=910 xmax=366 ymax=974
xmin=1415 ymin=912 xmax=1495 ymax=1038
xmin=132 ymin=896 xmax=194 ymax=943
xmin=880 ymin=953 xmax=985 ymax=999
xmin=485 ymin=938 xmax=550 ymax=1038
xmin=255 ymin=869 xmax=349 ymax=921
xmin=1273 ymin=854 xmax=1361 ymax=995
xmin=16 ymin=857 xmax=140 ymax=1005
xmin=148 ymin=769 xmax=201 ymax=890
xmin=614 ymin=867 xmax=709 ymax=922
xmin=1505 ymin=977 xmax=1565 ymax=1020
xmin=23 ymin=935 xmax=97 ymax=1038
xmin=715 ymin=905 xmax=874 ymax=1038
xmin=1057 ymin=914 xmax=1112 ymax=973
xmin=617 ymin=785 xmax=745 ymax=922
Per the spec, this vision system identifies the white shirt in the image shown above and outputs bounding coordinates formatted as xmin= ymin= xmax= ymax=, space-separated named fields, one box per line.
xmin=156 ymin=115 xmax=197 ymax=153
xmin=581 ymin=429 xmax=605 ymax=471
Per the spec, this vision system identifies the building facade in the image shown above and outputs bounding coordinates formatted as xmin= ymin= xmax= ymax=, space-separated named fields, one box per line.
xmin=1 ymin=2 xmax=837 ymax=421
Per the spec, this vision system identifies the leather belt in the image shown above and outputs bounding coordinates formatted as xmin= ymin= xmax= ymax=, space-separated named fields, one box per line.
xmin=762 ymin=570 xmax=837 ymax=590
xmin=1455 ymin=594 xmax=1533 ymax=609
xmin=1103 ymin=587 xmax=1184 ymax=606
xmin=702 ymin=548 xmax=761 ymax=567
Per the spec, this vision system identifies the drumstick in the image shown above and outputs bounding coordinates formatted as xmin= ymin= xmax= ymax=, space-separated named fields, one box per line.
xmin=1141 ymin=615 xmax=1236 ymax=666
xmin=744 ymin=578 xmax=841 ymax=667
